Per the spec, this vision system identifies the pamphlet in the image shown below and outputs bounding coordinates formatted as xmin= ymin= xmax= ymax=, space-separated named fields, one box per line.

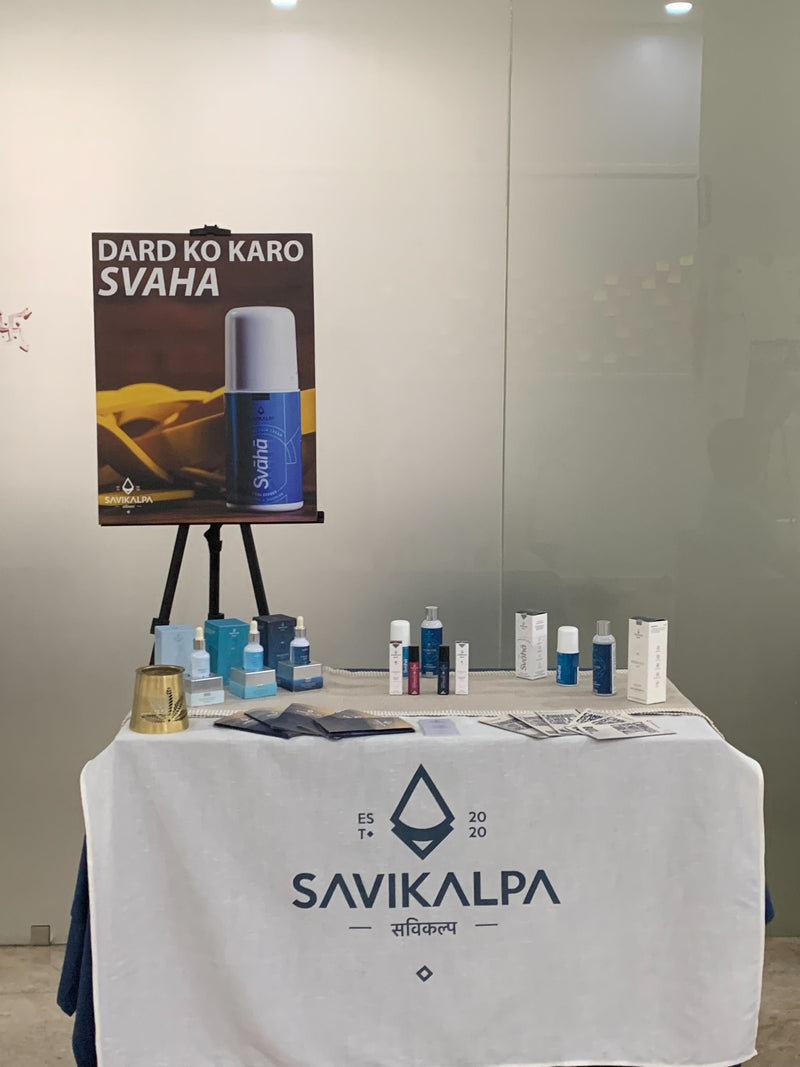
xmin=482 ymin=707 xmax=675 ymax=742
xmin=575 ymin=718 xmax=675 ymax=740
xmin=214 ymin=711 xmax=289 ymax=737
xmin=511 ymin=711 xmax=583 ymax=735
xmin=245 ymin=703 xmax=414 ymax=740
xmin=480 ymin=716 xmax=550 ymax=739
xmin=314 ymin=711 xmax=415 ymax=740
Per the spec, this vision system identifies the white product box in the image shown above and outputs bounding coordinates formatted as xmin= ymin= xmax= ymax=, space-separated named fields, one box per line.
xmin=515 ymin=611 xmax=547 ymax=680
xmin=627 ymin=617 xmax=668 ymax=704
xmin=454 ymin=641 xmax=469 ymax=695
xmin=389 ymin=641 xmax=403 ymax=696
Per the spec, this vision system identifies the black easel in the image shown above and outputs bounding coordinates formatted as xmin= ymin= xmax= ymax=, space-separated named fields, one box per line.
xmin=149 ymin=523 xmax=271 ymax=662
xmin=147 ymin=224 xmax=322 ymax=661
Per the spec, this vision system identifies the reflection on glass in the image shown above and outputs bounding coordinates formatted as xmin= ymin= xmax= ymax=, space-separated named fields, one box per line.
xmin=503 ymin=0 xmax=799 ymax=932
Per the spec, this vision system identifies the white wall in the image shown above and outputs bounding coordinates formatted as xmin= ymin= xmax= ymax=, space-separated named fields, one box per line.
xmin=0 ymin=0 xmax=511 ymax=943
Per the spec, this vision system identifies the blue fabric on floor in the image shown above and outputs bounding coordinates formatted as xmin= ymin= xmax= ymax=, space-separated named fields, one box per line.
xmin=56 ymin=839 xmax=97 ymax=1067
xmin=55 ymin=835 xmax=773 ymax=1067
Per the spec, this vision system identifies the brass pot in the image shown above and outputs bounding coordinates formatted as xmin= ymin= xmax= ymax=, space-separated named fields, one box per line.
xmin=130 ymin=665 xmax=188 ymax=734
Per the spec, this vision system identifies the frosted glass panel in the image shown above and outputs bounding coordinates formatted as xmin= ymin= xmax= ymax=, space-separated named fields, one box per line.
xmin=505 ymin=0 xmax=800 ymax=934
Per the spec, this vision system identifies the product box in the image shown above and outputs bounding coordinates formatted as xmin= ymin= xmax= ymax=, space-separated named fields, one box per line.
xmin=228 ymin=666 xmax=277 ymax=699
xmin=627 ymin=617 xmax=668 ymax=704
xmin=276 ymin=661 xmax=324 ymax=692
xmin=255 ymin=614 xmax=297 ymax=670
xmin=153 ymin=624 xmax=195 ymax=674
xmin=454 ymin=641 xmax=469 ymax=695
xmin=186 ymin=674 xmax=225 ymax=708
xmin=204 ymin=618 xmax=249 ymax=685
xmin=515 ymin=611 xmax=547 ymax=680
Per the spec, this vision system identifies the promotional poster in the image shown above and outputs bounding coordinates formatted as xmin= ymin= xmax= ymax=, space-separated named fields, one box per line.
xmin=93 ymin=232 xmax=317 ymax=526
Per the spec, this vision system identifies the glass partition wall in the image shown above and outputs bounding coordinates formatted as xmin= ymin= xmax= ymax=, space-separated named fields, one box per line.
xmin=503 ymin=0 xmax=799 ymax=933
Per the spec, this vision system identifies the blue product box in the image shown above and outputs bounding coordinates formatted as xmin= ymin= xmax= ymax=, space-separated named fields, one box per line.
xmin=204 ymin=618 xmax=249 ymax=685
xmin=255 ymin=614 xmax=297 ymax=670
xmin=276 ymin=661 xmax=324 ymax=692
xmin=154 ymin=624 xmax=195 ymax=674
xmin=228 ymin=667 xmax=278 ymax=699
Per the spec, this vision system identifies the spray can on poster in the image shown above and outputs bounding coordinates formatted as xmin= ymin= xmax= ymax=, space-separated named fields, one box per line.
xmin=225 ymin=306 xmax=304 ymax=511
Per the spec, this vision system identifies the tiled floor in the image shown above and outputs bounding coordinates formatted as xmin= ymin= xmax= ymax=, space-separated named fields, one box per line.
xmin=1 ymin=940 xmax=798 ymax=1065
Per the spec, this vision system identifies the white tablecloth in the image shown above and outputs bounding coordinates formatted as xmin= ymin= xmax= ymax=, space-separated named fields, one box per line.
xmin=83 ymin=679 xmax=764 ymax=1067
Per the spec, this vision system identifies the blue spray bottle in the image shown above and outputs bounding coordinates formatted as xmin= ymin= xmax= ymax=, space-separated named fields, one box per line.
xmin=225 ymin=306 xmax=303 ymax=511
xmin=421 ymin=606 xmax=443 ymax=677
xmin=592 ymin=620 xmax=616 ymax=695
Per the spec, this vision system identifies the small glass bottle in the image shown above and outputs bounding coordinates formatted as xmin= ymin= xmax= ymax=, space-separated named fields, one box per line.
xmin=289 ymin=616 xmax=310 ymax=666
xmin=191 ymin=627 xmax=210 ymax=680
xmin=243 ymin=620 xmax=264 ymax=672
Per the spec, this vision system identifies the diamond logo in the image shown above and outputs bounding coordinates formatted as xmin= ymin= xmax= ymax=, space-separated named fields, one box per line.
xmin=390 ymin=764 xmax=454 ymax=859
xmin=122 ymin=477 xmax=135 ymax=495
xmin=416 ymin=965 xmax=433 ymax=982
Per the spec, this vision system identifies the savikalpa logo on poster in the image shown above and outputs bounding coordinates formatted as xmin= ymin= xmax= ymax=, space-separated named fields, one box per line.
xmin=92 ymin=233 xmax=318 ymax=527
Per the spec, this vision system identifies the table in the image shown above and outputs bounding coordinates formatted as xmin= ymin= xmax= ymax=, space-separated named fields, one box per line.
xmin=79 ymin=672 xmax=764 ymax=1067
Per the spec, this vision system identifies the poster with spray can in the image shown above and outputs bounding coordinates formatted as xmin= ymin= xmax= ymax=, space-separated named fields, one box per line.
xmin=92 ymin=232 xmax=318 ymax=525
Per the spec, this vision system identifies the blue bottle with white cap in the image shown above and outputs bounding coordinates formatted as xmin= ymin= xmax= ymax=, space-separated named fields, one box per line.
xmin=225 ymin=306 xmax=303 ymax=511
xmin=556 ymin=625 xmax=580 ymax=686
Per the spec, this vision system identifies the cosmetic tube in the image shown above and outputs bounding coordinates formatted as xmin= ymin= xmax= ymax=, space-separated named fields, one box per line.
xmin=437 ymin=645 xmax=450 ymax=695
xmin=408 ymin=645 xmax=420 ymax=695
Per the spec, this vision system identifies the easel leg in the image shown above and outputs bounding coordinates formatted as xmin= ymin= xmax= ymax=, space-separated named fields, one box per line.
xmin=149 ymin=524 xmax=190 ymax=664
xmin=241 ymin=524 xmax=269 ymax=617
xmin=204 ymin=524 xmax=224 ymax=620
xmin=151 ymin=523 xmax=271 ymax=660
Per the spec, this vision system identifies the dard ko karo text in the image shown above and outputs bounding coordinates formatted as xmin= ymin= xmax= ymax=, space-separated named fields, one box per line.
xmin=95 ymin=237 xmax=306 ymax=298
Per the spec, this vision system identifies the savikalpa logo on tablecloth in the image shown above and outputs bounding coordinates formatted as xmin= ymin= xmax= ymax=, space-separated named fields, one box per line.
xmin=390 ymin=765 xmax=455 ymax=859
xmin=291 ymin=764 xmax=560 ymax=910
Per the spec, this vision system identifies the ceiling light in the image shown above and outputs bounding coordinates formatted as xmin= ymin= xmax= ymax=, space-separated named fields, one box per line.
xmin=271 ymin=0 xmax=298 ymax=8
xmin=665 ymin=2 xmax=693 ymax=13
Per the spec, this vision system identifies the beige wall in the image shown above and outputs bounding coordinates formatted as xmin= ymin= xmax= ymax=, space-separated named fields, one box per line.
xmin=0 ymin=0 xmax=511 ymax=944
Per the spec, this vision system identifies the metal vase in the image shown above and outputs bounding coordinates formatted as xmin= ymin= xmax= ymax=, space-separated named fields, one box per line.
xmin=130 ymin=665 xmax=188 ymax=734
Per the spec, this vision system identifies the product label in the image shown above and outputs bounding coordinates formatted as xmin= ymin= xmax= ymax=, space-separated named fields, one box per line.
xmin=556 ymin=652 xmax=579 ymax=686
xmin=592 ymin=643 xmax=616 ymax=695
xmin=226 ymin=392 xmax=302 ymax=507
xmin=421 ymin=627 xmax=443 ymax=676
xmin=290 ymin=644 xmax=311 ymax=666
